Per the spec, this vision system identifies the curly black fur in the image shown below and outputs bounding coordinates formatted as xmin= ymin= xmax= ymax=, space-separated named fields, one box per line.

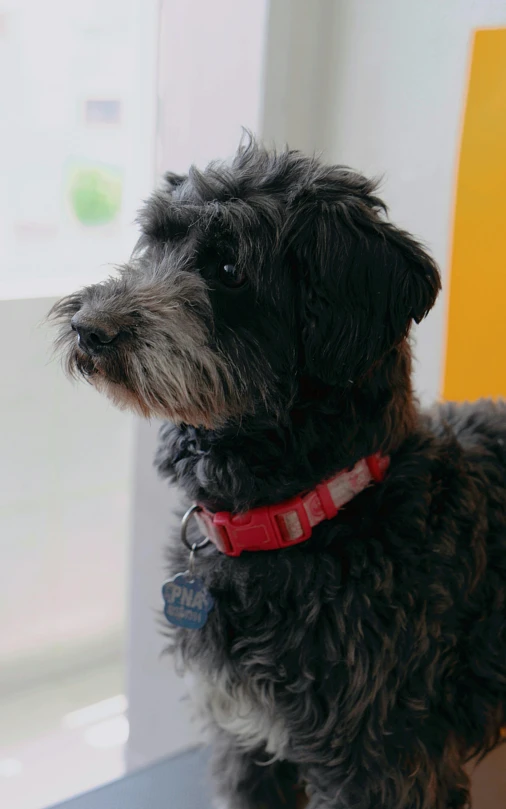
xmin=53 ymin=140 xmax=506 ymax=809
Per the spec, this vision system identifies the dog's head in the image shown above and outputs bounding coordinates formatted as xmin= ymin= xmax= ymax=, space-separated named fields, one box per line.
xmin=51 ymin=139 xmax=440 ymax=429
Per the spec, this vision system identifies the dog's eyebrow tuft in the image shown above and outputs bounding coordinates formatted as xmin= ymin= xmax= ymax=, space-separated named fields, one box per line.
xmin=182 ymin=165 xmax=240 ymax=203
xmin=136 ymin=191 xmax=203 ymax=243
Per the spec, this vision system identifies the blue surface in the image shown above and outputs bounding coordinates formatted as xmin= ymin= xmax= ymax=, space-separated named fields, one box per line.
xmin=49 ymin=747 xmax=211 ymax=809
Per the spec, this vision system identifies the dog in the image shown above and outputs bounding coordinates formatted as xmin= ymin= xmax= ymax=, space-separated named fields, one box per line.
xmin=51 ymin=139 xmax=506 ymax=809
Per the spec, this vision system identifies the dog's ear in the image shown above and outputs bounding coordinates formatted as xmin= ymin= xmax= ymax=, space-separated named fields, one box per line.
xmin=286 ymin=172 xmax=441 ymax=385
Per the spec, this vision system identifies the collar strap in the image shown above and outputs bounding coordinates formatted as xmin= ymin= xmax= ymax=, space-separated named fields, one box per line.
xmin=194 ymin=454 xmax=389 ymax=557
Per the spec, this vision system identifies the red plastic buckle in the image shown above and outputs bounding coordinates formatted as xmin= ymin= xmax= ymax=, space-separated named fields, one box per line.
xmin=197 ymin=496 xmax=313 ymax=557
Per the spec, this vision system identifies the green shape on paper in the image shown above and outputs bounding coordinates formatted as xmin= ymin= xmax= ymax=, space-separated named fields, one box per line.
xmin=70 ymin=166 xmax=122 ymax=226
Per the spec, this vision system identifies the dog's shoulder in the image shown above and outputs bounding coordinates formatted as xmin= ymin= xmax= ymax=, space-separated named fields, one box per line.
xmin=426 ymin=399 xmax=506 ymax=464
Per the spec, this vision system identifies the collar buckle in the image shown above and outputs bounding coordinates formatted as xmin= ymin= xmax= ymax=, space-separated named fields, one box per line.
xmin=196 ymin=495 xmax=313 ymax=557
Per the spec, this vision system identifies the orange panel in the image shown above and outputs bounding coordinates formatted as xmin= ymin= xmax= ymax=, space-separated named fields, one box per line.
xmin=443 ymin=28 xmax=506 ymax=401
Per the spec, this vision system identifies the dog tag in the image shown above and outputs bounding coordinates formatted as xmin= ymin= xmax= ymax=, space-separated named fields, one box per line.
xmin=162 ymin=572 xmax=214 ymax=630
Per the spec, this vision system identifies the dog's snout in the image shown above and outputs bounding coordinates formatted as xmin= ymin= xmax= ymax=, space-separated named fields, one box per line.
xmin=71 ymin=313 xmax=120 ymax=356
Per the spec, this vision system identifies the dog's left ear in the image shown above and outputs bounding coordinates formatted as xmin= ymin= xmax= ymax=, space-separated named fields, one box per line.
xmin=285 ymin=173 xmax=441 ymax=384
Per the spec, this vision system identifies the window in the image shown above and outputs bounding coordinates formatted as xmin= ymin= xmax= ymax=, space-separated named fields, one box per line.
xmin=0 ymin=1 xmax=157 ymax=807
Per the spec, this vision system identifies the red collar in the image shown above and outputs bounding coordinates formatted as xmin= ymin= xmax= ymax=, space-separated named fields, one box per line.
xmin=194 ymin=454 xmax=389 ymax=557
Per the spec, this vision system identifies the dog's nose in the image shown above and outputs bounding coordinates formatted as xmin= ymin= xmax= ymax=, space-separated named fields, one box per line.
xmin=71 ymin=314 xmax=119 ymax=356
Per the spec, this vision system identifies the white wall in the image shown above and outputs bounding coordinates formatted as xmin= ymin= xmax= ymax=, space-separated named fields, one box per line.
xmin=0 ymin=297 xmax=133 ymax=682
xmin=261 ymin=0 xmax=336 ymax=154
xmin=154 ymin=0 xmax=269 ymax=175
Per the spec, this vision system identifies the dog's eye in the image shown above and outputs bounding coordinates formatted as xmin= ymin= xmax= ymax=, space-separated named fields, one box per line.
xmin=218 ymin=263 xmax=247 ymax=289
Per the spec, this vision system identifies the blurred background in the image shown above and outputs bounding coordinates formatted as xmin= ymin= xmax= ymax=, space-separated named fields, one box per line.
xmin=0 ymin=1 xmax=505 ymax=808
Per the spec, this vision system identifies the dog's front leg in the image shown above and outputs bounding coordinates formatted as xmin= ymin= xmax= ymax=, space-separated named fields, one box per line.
xmin=211 ymin=730 xmax=303 ymax=809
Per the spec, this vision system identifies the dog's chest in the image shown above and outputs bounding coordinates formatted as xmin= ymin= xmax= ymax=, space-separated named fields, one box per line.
xmin=188 ymin=669 xmax=289 ymax=757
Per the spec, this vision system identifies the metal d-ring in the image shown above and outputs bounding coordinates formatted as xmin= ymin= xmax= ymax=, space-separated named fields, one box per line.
xmin=180 ymin=504 xmax=211 ymax=552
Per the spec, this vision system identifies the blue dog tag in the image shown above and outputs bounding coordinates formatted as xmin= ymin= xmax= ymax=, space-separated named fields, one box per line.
xmin=162 ymin=573 xmax=214 ymax=630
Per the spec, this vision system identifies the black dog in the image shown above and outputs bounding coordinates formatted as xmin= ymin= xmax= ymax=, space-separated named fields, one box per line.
xmin=52 ymin=140 xmax=506 ymax=809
